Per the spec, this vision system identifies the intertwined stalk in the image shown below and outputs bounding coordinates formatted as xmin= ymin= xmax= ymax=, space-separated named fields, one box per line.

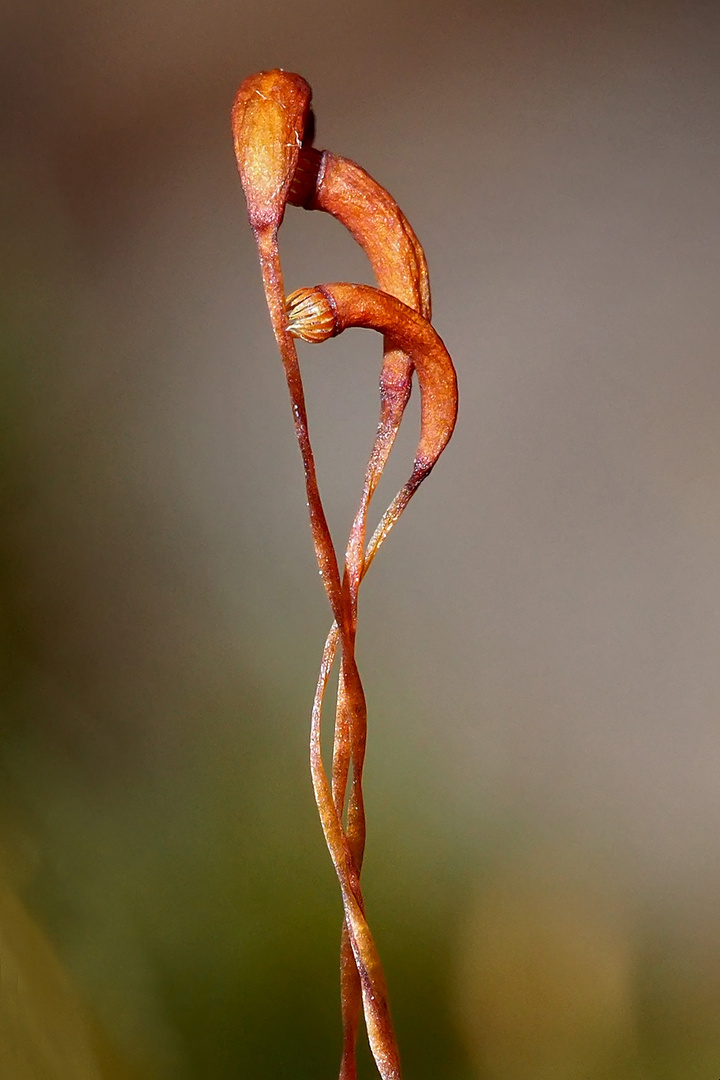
xmin=232 ymin=70 xmax=457 ymax=1079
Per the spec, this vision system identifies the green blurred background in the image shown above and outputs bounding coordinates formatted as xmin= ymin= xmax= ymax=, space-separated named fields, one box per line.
xmin=2 ymin=1 xmax=720 ymax=1076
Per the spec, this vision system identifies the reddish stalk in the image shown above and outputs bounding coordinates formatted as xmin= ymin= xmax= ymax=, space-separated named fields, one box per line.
xmin=232 ymin=69 xmax=457 ymax=1080
xmin=290 ymin=128 xmax=435 ymax=1080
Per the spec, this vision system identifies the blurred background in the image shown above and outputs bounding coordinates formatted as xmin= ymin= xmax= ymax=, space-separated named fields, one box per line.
xmin=2 ymin=1 xmax=720 ymax=1076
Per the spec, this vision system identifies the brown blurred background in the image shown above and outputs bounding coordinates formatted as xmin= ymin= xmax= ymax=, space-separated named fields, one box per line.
xmin=2 ymin=1 xmax=720 ymax=1077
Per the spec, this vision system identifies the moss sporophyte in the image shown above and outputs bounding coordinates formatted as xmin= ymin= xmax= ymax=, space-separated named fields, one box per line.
xmin=232 ymin=69 xmax=457 ymax=1080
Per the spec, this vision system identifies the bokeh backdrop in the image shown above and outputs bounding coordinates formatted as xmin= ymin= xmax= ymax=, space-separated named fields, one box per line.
xmin=2 ymin=1 xmax=720 ymax=1077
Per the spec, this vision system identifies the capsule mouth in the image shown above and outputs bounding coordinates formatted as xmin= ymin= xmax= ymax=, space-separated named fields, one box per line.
xmin=286 ymin=286 xmax=338 ymax=343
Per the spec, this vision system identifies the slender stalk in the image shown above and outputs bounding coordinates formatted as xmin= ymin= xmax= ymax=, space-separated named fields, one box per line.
xmin=232 ymin=69 xmax=457 ymax=1079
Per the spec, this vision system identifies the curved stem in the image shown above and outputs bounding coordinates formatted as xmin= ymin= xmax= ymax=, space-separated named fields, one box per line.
xmin=296 ymin=151 xmax=431 ymax=1068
